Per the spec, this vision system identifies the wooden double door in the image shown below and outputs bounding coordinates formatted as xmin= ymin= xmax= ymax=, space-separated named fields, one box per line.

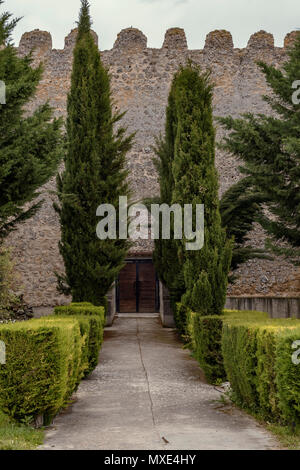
xmin=117 ymin=260 xmax=159 ymax=313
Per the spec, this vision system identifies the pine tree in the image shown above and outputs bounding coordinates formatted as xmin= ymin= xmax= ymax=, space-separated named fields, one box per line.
xmin=171 ymin=64 xmax=232 ymax=315
xmin=220 ymin=178 xmax=271 ymax=277
xmin=0 ymin=0 xmax=63 ymax=238
xmin=218 ymin=33 xmax=300 ymax=263
xmin=56 ymin=1 xmax=133 ymax=306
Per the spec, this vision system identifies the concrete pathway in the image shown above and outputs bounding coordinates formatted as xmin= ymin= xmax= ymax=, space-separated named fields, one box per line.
xmin=41 ymin=317 xmax=279 ymax=450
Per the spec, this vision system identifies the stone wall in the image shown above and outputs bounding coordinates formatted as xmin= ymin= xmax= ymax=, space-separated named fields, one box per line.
xmin=6 ymin=27 xmax=299 ymax=307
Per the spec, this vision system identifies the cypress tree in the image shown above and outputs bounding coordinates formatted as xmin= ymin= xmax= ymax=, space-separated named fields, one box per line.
xmin=218 ymin=33 xmax=300 ymax=263
xmin=153 ymin=76 xmax=185 ymax=306
xmin=56 ymin=1 xmax=133 ymax=306
xmin=154 ymin=68 xmax=264 ymax=295
xmin=172 ymin=64 xmax=232 ymax=315
xmin=0 ymin=0 xmax=63 ymax=238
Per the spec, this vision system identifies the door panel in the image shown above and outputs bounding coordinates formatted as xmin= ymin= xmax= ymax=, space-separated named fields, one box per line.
xmin=138 ymin=263 xmax=156 ymax=313
xmin=117 ymin=260 xmax=158 ymax=313
xmin=118 ymin=263 xmax=137 ymax=313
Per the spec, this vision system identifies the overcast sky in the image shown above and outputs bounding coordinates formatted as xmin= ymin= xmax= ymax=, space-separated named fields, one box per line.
xmin=6 ymin=0 xmax=300 ymax=50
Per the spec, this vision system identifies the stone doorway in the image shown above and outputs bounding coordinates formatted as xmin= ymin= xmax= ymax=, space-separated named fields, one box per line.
xmin=116 ymin=259 xmax=160 ymax=313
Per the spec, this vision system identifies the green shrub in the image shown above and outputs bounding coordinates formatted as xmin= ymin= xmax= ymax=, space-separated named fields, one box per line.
xmin=222 ymin=318 xmax=300 ymax=425
xmin=222 ymin=322 xmax=260 ymax=411
xmin=70 ymin=302 xmax=93 ymax=307
xmin=54 ymin=303 xmax=105 ymax=375
xmin=55 ymin=304 xmax=105 ymax=319
xmin=0 ymin=246 xmax=14 ymax=310
xmin=84 ymin=315 xmax=103 ymax=374
xmin=175 ymin=302 xmax=300 ymax=424
xmin=174 ymin=303 xmax=189 ymax=338
xmin=275 ymin=327 xmax=300 ymax=424
xmin=0 ymin=318 xmax=82 ymax=424
xmin=186 ymin=308 xmax=196 ymax=351
xmin=45 ymin=315 xmax=90 ymax=380
xmin=193 ymin=314 xmax=226 ymax=384
xmin=256 ymin=327 xmax=280 ymax=420
xmin=180 ymin=306 xmax=268 ymax=384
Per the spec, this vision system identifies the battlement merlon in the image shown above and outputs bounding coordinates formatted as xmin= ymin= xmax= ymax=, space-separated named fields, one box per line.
xmin=64 ymin=28 xmax=98 ymax=50
xmin=18 ymin=29 xmax=52 ymax=57
xmin=284 ymin=31 xmax=300 ymax=49
xmin=204 ymin=30 xmax=234 ymax=51
xmin=163 ymin=28 xmax=188 ymax=50
xmin=113 ymin=28 xmax=147 ymax=53
xmin=247 ymin=30 xmax=274 ymax=50
xmin=17 ymin=28 xmax=300 ymax=55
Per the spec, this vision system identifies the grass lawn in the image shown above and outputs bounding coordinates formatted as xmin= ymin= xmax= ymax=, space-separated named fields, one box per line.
xmin=267 ymin=424 xmax=300 ymax=450
xmin=0 ymin=411 xmax=44 ymax=450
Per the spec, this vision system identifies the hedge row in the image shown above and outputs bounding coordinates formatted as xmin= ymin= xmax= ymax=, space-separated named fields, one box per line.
xmin=223 ymin=318 xmax=300 ymax=425
xmin=177 ymin=303 xmax=300 ymax=425
xmin=190 ymin=309 xmax=268 ymax=384
xmin=0 ymin=303 xmax=105 ymax=424
xmin=54 ymin=304 xmax=105 ymax=376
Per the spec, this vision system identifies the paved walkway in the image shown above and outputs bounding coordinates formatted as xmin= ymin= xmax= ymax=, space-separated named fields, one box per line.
xmin=41 ymin=317 xmax=279 ymax=450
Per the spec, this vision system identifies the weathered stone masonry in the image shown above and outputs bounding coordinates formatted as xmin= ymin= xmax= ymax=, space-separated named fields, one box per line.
xmin=7 ymin=27 xmax=300 ymax=308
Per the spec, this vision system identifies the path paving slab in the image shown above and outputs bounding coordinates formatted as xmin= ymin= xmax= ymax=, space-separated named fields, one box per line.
xmin=41 ymin=317 xmax=280 ymax=450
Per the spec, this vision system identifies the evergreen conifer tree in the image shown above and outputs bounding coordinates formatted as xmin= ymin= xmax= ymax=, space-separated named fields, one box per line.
xmin=218 ymin=33 xmax=300 ymax=263
xmin=56 ymin=1 xmax=133 ymax=306
xmin=154 ymin=64 xmax=232 ymax=315
xmin=220 ymin=178 xmax=270 ymax=276
xmin=153 ymin=73 xmax=264 ymax=290
xmin=172 ymin=64 xmax=232 ymax=314
xmin=0 ymin=0 xmax=63 ymax=238
xmin=153 ymin=77 xmax=185 ymax=307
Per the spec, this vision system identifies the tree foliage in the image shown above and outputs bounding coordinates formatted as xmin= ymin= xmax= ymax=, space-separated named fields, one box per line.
xmin=218 ymin=33 xmax=300 ymax=264
xmin=0 ymin=0 xmax=63 ymax=239
xmin=220 ymin=178 xmax=272 ymax=276
xmin=56 ymin=1 xmax=133 ymax=306
xmin=153 ymin=76 xmax=185 ymax=306
xmin=154 ymin=63 xmax=232 ymax=315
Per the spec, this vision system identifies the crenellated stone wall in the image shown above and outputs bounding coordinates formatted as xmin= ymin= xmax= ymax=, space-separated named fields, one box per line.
xmin=6 ymin=27 xmax=299 ymax=307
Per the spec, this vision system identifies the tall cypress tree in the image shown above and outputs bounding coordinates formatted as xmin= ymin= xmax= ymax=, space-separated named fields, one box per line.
xmin=172 ymin=64 xmax=232 ymax=315
xmin=153 ymin=76 xmax=185 ymax=307
xmin=56 ymin=1 xmax=133 ymax=306
xmin=0 ymin=0 xmax=63 ymax=238
xmin=153 ymin=70 xmax=263 ymax=294
xmin=218 ymin=33 xmax=300 ymax=263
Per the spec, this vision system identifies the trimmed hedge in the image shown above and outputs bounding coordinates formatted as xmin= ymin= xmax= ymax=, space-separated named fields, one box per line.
xmin=174 ymin=303 xmax=188 ymax=337
xmin=178 ymin=300 xmax=300 ymax=424
xmin=54 ymin=304 xmax=105 ymax=376
xmin=0 ymin=318 xmax=82 ymax=424
xmin=70 ymin=302 xmax=93 ymax=307
xmin=55 ymin=304 xmax=105 ymax=318
xmin=223 ymin=319 xmax=300 ymax=425
xmin=45 ymin=315 xmax=91 ymax=380
xmin=192 ymin=313 xmax=226 ymax=383
xmin=0 ymin=303 xmax=106 ymax=424
xmin=177 ymin=304 xmax=268 ymax=384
